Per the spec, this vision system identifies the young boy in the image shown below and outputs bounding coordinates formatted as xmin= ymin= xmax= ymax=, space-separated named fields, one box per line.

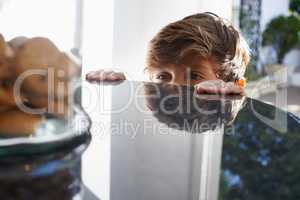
xmin=86 ymin=12 xmax=250 ymax=94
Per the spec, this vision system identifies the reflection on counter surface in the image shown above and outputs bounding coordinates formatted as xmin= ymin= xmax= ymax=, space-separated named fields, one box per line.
xmin=82 ymin=81 xmax=300 ymax=200
xmin=221 ymin=102 xmax=300 ymax=200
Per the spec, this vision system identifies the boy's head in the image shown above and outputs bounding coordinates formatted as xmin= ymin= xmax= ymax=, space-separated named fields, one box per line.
xmin=146 ymin=12 xmax=250 ymax=85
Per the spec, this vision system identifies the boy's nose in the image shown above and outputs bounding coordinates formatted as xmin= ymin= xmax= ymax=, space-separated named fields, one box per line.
xmin=170 ymin=75 xmax=187 ymax=86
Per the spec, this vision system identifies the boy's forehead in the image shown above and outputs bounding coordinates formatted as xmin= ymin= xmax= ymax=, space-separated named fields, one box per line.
xmin=180 ymin=52 xmax=211 ymax=64
xmin=184 ymin=52 xmax=221 ymax=69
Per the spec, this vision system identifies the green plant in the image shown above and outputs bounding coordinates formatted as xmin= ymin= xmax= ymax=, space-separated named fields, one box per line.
xmin=262 ymin=15 xmax=300 ymax=63
xmin=290 ymin=0 xmax=300 ymax=14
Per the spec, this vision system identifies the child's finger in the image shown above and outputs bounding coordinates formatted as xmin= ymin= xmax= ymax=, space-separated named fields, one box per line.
xmin=108 ymin=72 xmax=126 ymax=81
xmin=220 ymin=82 xmax=243 ymax=94
xmin=195 ymin=80 xmax=243 ymax=95
xmin=86 ymin=70 xmax=103 ymax=80
xmin=197 ymin=86 xmax=219 ymax=94
xmin=86 ymin=70 xmax=126 ymax=82
xmin=86 ymin=70 xmax=113 ymax=81
xmin=195 ymin=79 xmax=224 ymax=94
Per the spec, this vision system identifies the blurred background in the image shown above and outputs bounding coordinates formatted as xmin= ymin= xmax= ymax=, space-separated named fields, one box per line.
xmin=0 ymin=0 xmax=299 ymax=116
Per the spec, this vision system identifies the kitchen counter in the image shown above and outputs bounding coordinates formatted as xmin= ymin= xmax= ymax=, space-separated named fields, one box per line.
xmin=81 ymin=81 xmax=300 ymax=200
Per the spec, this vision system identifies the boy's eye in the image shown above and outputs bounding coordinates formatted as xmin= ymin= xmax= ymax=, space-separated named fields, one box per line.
xmin=189 ymin=71 xmax=203 ymax=80
xmin=155 ymin=72 xmax=172 ymax=81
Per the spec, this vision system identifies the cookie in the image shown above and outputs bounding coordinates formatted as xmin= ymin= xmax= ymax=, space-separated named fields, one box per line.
xmin=8 ymin=36 xmax=28 ymax=51
xmin=14 ymin=37 xmax=79 ymax=98
xmin=23 ymin=91 xmax=71 ymax=118
xmin=0 ymin=85 xmax=18 ymax=108
xmin=0 ymin=109 xmax=44 ymax=137
xmin=0 ymin=33 xmax=15 ymax=82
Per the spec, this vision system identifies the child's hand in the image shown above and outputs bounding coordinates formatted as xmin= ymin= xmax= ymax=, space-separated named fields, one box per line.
xmin=86 ymin=69 xmax=126 ymax=82
xmin=194 ymin=79 xmax=243 ymax=95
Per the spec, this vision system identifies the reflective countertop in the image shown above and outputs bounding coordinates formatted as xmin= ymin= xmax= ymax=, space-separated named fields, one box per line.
xmin=82 ymin=81 xmax=300 ymax=200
